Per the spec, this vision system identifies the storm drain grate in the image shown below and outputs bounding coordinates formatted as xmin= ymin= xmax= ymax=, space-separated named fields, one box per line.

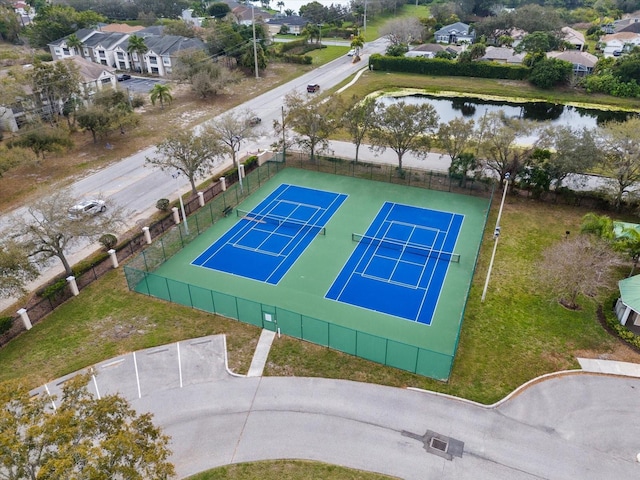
xmin=430 ymin=437 xmax=448 ymax=452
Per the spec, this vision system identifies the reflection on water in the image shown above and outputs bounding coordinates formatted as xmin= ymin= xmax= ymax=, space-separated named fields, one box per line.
xmin=379 ymin=94 xmax=635 ymax=128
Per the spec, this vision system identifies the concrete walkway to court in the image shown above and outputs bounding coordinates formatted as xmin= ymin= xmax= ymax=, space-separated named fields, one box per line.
xmin=35 ymin=335 xmax=640 ymax=480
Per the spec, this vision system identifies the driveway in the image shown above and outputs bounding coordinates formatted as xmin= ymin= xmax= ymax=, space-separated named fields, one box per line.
xmin=38 ymin=336 xmax=640 ymax=479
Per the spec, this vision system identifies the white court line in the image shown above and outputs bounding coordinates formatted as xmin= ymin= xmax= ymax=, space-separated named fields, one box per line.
xmin=91 ymin=369 xmax=101 ymax=400
xmin=133 ymin=351 xmax=141 ymax=399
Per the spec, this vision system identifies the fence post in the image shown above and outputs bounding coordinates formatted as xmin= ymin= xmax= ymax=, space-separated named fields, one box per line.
xmin=66 ymin=276 xmax=79 ymax=296
xmin=108 ymin=249 xmax=119 ymax=268
xmin=220 ymin=177 xmax=227 ymax=191
xmin=198 ymin=192 xmax=205 ymax=207
xmin=142 ymin=226 xmax=152 ymax=244
xmin=172 ymin=207 xmax=180 ymax=225
xmin=17 ymin=308 xmax=32 ymax=330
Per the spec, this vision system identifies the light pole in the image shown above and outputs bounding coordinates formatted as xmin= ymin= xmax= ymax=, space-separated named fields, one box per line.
xmin=251 ymin=4 xmax=259 ymax=79
xmin=171 ymin=171 xmax=189 ymax=235
xmin=233 ymin=135 xmax=244 ymax=194
xmin=481 ymin=172 xmax=510 ymax=303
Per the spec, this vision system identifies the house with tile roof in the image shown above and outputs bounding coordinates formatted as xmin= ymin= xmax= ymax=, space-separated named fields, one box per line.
xmin=480 ymin=46 xmax=525 ymax=64
xmin=600 ymin=32 xmax=640 ymax=57
xmin=561 ymin=26 xmax=585 ymax=51
xmin=547 ymin=50 xmax=598 ymax=76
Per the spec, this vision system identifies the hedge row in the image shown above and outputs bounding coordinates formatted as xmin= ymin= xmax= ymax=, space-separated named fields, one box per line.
xmin=369 ymin=54 xmax=530 ymax=80
xmin=279 ymin=38 xmax=309 ymax=53
xmin=279 ymin=54 xmax=313 ymax=64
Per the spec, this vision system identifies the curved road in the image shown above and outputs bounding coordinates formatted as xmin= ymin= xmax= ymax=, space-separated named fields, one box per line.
xmin=38 ymin=336 xmax=640 ymax=479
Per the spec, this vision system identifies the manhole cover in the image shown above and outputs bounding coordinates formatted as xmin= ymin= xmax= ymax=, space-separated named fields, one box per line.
xmin=430 ymin=437 xmax=448 ymax=452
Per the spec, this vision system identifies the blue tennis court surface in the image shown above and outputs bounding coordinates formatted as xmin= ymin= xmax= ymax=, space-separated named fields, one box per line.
xmin=326 ymin=202 xmax=463 ymax=325
xmin=192 ymin=184 xmax=347 ymax=284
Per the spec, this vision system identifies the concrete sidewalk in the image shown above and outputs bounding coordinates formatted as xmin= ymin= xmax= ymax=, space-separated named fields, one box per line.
xmin=577 ymin=357 xmax=640 ymax=377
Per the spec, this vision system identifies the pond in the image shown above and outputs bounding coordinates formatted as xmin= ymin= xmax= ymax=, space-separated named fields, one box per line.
xmin=377 ymin=94 xmax=636 ymax=130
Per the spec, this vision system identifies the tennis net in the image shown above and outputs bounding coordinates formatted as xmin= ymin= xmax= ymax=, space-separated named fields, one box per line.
xmin=237 ymin=209 xmax=326 ymax=235
xmin=352 ymin=233 xmax=460 ymax=263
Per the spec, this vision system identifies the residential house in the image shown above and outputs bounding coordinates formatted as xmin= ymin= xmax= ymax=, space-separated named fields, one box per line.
xmin=600 ymin=32 xmax=640 ymax=57
xmin=233 ymin=5 xmax=272 ymax=26
xmin=12 ymin=1 xmax=34 ymax=26
xmin=480 ymin=46 xmax=525 ymax=64
xmin=405 ymin=43 xmax=461 ymax=58
xmin=561 ymin=26 xmax=585 ymax=51
xmin=48 ymin=28 xmax=206 ymax=77
xmin=434 ymin=22 xmax=475 ymax=44
xmin=616 ymin=274 xmax=640 ymax=328
xmin=547 ymin=50 xmax=598 ymax=76
xmin=61 ymin=56 xmax=117 ymax=97
xmin=266 ymin=16 xmax=310 ymax=36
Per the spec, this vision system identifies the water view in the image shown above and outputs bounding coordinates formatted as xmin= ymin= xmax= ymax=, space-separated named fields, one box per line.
xmin=378 ymin=94 xmax=635 ymax=130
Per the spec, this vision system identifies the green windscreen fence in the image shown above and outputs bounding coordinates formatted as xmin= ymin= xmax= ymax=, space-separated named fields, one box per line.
xmin=124 ymin=268 xmax=454 ymax=380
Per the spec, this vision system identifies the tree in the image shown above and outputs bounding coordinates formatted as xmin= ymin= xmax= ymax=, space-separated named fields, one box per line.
xmin=149 ymin=83 xmax=173 ymax=110
xmin=0 ymin=240 xmax=39 ymax=298
xmin=239 ymin=43 xmax=267 ymax=74
xmin=9 ymin=125 xmax=73 ymax=159
xmin=598 ymin=117 xmax=640 ymax=211
xmin=204 ymin=111 xmax=261 ymax=185
xmin=208 ymin=2 xmax=231 ymax=18
xmin=515 ymin=31 xmax=562 ymax=54
xmin=302 ymin=22 xmax=321 ymax=44
xmin=277 ymin=0 xmax=284 ymax=12
xmin=299 ymin=1 xmax=329 ymax=23
xmin=29 ymin=60 xmax=82 ymax=124
xmin=172 ymin=49 xmax=239 ymax=99
xmin=580 ymin=212 xmax=615 ymax=240
xmin=10 ymin=189 xmax=123 ymax=276
xmin=368 ymin=100 xmax=439 ymax=172
xmin=538 ymin=234 xmax=623 ymax=309
xmin=283 ymin=91 xmax=337 ymax=163
xmin=146 ymin=130 xmax=225 ymax=195
xmin=26 ymin=5 xmax=104 ymax=48
xmin=535 ymin=126 xmax=600 ymax=189
xmin=616 ymin=226 xmax=640 ymax=276
xmin=458 ymin=43 xmax=486 ymax=63
xmin=162 ymin=19 xmax=196 ymax=37
xmin=77 ymin=106 xmax=115 ymax=143
xmin=127 ymin=34 xmax=148 ymax=73
xmin=529 ymin=58 xmax=573 ymax=88
xmin=437 ymin=117 xmax=476 ymax=187
xmin=379 ymin=17 xmax=425 ymax=46
xmin=350 ymin=34 xmax=364 ymax=57
xmin=0 ymin=373 xmax=175 ymax=480
xmin=476 ymin=111 xmax=534 ymax=187
xmin=66 ymin=32 xmax=84 ymax=56
xmin=0 ymin=5 xmax=21 ymax=42
xmin=341 ymin=96 xmax=376 ymax=163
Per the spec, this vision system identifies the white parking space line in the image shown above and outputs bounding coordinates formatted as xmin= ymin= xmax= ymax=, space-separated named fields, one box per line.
xmin=133 ymin=351 xmax=141 ymax=399
xmin=91 ymin=369 xmax=101 ymax=400
xmin=44 ymin=384 xmax=56 ymax=411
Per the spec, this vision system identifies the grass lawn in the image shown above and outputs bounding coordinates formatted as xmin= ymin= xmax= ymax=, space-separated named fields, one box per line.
xmin=363 ymin=5 xmax=430 ymax=42
xmin=307 ymin=45 xmax=351 ymax=63
xmin=185 ymin=460 xmax=397 ymax=480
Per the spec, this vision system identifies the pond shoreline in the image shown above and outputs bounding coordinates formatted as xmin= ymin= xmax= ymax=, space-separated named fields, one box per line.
xmin=372 ymin=87 xmax=640 ymax=113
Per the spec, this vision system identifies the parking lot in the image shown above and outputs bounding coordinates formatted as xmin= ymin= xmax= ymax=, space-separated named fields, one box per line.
xmin=118 ymin=75 xmax=167 ymax=95
xmin=37 ymin=335 xmax=230 ymax=403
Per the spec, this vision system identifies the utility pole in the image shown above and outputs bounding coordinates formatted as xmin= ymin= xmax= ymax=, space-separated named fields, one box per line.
xmin=281 ymin=105 xmax=286 ymax=162
xmin=252 ymin=5 xmax=259 ymax=79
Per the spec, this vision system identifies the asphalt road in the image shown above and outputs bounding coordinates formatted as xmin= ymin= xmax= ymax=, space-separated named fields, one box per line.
xmin=37 ymin=336 xmax=640 ymax=480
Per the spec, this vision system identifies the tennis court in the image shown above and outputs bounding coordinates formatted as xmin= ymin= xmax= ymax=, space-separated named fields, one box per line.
xmin=192 ymin=183 xmax=347 ymax=284
xmin=326 ymin=202 xmax=463 ymax=325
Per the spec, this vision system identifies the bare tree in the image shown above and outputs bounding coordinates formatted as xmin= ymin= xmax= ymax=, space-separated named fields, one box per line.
xmin=341 ymin=96 xmax=376 ymax=163
xmin=284 ymin=92 xmax=337 ymax=162
xmin=203 ymin=111 xmax=261 ymax=186
xmin=146 ymin=131 xmax=225 ymax=196
xmin=379 ymin=17 xmax=425 ymax=45
xmin=369 ymin=100 xmax=439 ymax=172
xmin=538 ymin=234 xmax=623 ymax=310
xmin=10 ymin=190 xmax=124 ymax=276
xmin=476 ymin=111 xmax=534 ymax=187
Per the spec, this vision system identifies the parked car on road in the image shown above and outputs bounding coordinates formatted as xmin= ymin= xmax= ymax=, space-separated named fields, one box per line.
xmin=347 ymin=49 xmax=356 ymax=56
xmin=307 ymin=84 xmax=320 ymax=93
xmin=117 ymin=74 xmax=131 ymax=81
xmin=68 ymin=199 xmax=106 ymax=217
xmin=247 ymin=116 xmax=261 ymax=126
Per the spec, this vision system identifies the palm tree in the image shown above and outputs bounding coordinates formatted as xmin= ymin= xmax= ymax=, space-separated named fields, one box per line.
xmin=616 ymin=226 xmax=640 ymax=276
xmin=66 ymin=33 xmax=83 ymax=57
xmin=126 ymin=34 xmax=148 ymax=73
xmin=149 ymin=83 xmax=173 ymax=110
xmin=580 ymin=213 xmax=615 ymax=240
xmin=276 ymin=0 xmax=284 ymax=12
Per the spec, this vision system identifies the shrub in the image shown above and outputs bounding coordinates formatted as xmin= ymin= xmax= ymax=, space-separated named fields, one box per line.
xmin=156 ymin=198 xmax=170 ymax=211
xmin=243 ymin=155 xmax=258 ymax=168
xmin=40 ymin=278 xmax=68 ymax=300
xmin=0 ymin=316 xmax=13 ymax=335
xmin=99 ymin=233 xmax=118 ymax=250
xmin=131 ymin=95 xmax=145 ymax=108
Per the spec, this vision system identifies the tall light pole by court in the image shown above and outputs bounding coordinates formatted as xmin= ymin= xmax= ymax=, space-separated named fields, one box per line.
xmin=233 ymin=135 xmax=244 ymax=194
xmin=481 ymin=172 xmax=510 ymax=303
xmin=171 ymin=171 xmax=189 ymax=235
